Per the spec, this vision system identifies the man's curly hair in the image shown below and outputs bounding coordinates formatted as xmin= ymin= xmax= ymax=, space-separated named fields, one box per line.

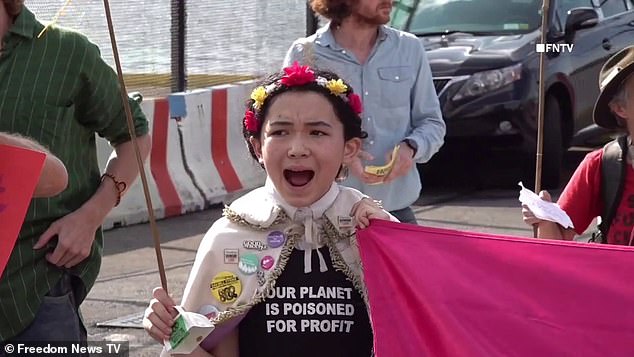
xmin=310 ymin=0 xmax=352 ymax=25
xmin=3 ymin=0 xmax=24 ymax=17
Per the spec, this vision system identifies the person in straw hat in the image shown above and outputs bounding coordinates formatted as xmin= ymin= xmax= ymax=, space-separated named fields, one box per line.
xmin=522 ymin=45 xmax=634 ymax=245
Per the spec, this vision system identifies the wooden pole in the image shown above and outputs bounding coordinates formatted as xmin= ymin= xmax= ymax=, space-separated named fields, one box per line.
xmin=102 ymin=0 xmax=169 ymax=292
xmin=534 ymin=0 xmax=550 ymax=238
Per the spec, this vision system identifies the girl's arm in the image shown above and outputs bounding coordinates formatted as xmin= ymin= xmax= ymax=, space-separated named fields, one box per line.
xmin=145 ymin=287 xmax=239 ymax=357
xmin=209 ymin=328 xmax=239 ymax=357
xmin=351 ymin=197 xmax=395 ymax=228
xmin=181 ymin=327 xmax=237 ymax=357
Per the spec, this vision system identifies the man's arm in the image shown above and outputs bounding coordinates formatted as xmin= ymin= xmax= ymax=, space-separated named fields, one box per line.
xmin=405 ymin=40 xmax=446 ymax=164
xmin=0 ymin=132 xmax=68 ymax=197
xmin=33 ymin=133 xmax=151 ymax=268
xmin=84 ymin=135 xmax=152 ymax=224
xmin=33 ymin=38 xmax=151 ymax=269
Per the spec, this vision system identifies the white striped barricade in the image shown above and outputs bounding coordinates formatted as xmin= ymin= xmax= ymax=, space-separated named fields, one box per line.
xmin=169 ymin=90 xmax=228 ymax=206
xmin=151 ymin=96 xmax=206 ymax=215
xmin=100 ymin=97 xmax=205 ymax=230
xmin=218 ymin=81 xmax=266 ymax=192
xmin=211 ymin=81 xmax=266 ymax=200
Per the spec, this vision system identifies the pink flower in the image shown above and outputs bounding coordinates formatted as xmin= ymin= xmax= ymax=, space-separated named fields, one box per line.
xmin=348 ymin=93 xmax=363 ymax=115
xmin=244 ymin=110 xmax=259 ymax=132
xmin=281 ymin=61 xmax=315 ymax=87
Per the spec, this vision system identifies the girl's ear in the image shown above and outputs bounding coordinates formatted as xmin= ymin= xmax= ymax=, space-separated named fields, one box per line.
xmin=249 ymin=136 xmax=264 ymax=164
xmin=609 ymin=101 xmax=629 ymax=123
xmin=342 ymin=137 xmax=361 ymax=166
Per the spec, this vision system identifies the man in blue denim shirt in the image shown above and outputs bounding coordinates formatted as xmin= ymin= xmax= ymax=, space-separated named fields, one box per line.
xmin=283 ymin=0 xmax=445 ymax=224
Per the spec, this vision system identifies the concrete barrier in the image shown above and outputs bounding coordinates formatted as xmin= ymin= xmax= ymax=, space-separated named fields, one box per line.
xmin=171 ymin=89 xmax=228 ymax=206
xmin=221 ymin=81 xmax=266 ymax=191
xmin=99 ymin=81 xmax=266 ymax=230
xmin=99 ymin=98 xmax=203 ymax=229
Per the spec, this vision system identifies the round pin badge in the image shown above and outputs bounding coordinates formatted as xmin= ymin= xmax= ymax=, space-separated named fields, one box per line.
xmin=260 ymin=255 xmax=275 ymax=270
xmin=267 ymin=231 xmax=286 ymax=248
xmin=198 ymin=304 xmax=220 ymax=320
xmin=210 ymin=271 xmax=242 ymax=304
xmin=239 ymin=253 xmax=259 ymax=275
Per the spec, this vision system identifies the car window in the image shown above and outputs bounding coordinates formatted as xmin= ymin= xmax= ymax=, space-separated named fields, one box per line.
xmin=597 ymin=0 xmax=628 ymax=17
xmin=554 ymin=0 xmax=594 ymax=30
xmin=391 ymin=0 xmax=542 ymax=34
xmin=391 ymin=0 xmax=417 ymax=29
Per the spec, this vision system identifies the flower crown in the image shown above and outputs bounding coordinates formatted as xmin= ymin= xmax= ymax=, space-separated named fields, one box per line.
xmin=244 ymin=62 xmax=363 ymax=133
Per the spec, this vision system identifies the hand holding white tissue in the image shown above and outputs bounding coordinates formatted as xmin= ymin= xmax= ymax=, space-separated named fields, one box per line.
xmin=518 ymin=182 xmax=574 ymax=229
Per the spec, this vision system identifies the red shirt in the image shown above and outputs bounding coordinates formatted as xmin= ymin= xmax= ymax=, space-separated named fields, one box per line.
xmin=558 ymin=149 xmax=634 ymax=245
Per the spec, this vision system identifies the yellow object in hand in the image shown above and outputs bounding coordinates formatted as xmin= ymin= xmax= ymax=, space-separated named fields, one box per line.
xmin=364 ymin=145 xmax=400 ymax=177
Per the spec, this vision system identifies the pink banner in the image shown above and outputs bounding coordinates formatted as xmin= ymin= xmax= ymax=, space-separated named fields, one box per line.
xmin=0 ymin=144 xmax=46 ymax=277
xmin=358 ymin=220 xmax=634 ymax=357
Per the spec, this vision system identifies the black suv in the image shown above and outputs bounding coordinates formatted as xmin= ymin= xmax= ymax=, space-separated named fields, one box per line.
xmin=391 ymin=0 xmax=634 ymax=187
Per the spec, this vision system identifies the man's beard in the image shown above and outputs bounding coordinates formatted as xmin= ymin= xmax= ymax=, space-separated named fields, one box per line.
xmin=355 ymin=12 xmax=390 ymax=26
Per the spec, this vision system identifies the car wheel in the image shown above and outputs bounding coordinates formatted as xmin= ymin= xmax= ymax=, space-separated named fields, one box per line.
xmin=523 ymin=95 xmax=564 ymax=190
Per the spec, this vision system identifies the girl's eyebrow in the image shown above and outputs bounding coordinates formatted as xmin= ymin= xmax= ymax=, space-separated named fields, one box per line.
xmin=267 ymin=120 xmax=333 ymax=128
xmin=267 ymin=120 xmax=293 ymax=127
xmin=306 ymin=121 xmax=333 ymax=128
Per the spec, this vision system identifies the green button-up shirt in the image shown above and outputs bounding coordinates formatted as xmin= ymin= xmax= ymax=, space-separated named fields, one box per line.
xmin=0 ymin=7 xmax=148 ymax=340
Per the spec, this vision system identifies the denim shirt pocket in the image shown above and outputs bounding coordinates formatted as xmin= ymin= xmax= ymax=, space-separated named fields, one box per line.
xmin=377 ymin=66 xmax=413 ymax=108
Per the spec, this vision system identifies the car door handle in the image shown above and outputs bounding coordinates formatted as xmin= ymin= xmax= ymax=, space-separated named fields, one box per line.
xmin=602 ymin=39 xmax=612 ymax=50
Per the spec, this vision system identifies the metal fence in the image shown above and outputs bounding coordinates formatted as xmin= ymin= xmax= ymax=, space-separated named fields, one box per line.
xmin=29 ymin=0 xmax=310 ymax=97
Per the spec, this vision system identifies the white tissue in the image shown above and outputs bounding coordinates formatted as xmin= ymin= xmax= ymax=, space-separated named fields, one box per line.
xmin=518 ymin=182 xmax=574 ymax=229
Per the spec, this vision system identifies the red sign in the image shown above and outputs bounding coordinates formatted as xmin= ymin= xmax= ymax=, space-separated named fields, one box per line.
xmin=0 ymin=144 xmax=46 ymax=277
xmin=359 ymin=220 xmax=634 ymax=357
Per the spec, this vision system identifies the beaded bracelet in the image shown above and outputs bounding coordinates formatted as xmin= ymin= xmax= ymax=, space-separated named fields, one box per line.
xmin=101 ymin=173 xmax=127 ymax=207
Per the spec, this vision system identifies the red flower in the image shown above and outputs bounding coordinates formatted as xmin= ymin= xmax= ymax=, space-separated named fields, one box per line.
xmin=244 ymin=110 xmax=259 ymax=132
xmin=348 ymin=93 xmax=363 ymax=115
xmin=281 ymin=61 xmax=315 ymax=87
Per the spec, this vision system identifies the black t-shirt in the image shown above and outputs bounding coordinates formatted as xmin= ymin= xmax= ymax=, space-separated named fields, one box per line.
xmin=239 ymin=247 xmax=373 ymax=357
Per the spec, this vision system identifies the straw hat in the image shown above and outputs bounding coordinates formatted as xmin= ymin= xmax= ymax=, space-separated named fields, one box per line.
xmin=593 ymin=46 xmax=634 ymax=129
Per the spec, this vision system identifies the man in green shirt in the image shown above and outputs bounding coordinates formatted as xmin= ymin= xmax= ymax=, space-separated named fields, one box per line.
xmin=0 ymin=0 xmax=151 ymax=344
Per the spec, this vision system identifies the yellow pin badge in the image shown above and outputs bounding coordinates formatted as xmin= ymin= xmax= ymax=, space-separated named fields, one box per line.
xmin=364 ymin=145 xmax=400 ymax=179
xmin=210 ymin=271 xmax=242 ymax=304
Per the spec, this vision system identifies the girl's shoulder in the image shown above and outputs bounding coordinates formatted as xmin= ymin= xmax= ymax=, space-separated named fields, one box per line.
xmin=222 ymin=186 xmax=289 ymax=230
xmin=196 ymin=187 xmax=288 ymax=252
xmin=219 ymin=185 xmax=367 ymax=229
xmin=325 ymin=185 xmax=367 ymax=216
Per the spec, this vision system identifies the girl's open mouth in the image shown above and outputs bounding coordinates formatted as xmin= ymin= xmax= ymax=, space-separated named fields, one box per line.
xmin=283 ymin=169 xmax=315 ymax=187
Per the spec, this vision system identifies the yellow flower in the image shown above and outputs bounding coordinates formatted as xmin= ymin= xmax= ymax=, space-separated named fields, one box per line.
xmin=326 ymin=79 xmax=348 ymax=96
xmin=251 ymin=86 xmax=267 ymax=108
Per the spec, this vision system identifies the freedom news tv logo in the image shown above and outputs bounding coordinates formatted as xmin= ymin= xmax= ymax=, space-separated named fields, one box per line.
xmin=535 ymin=43 xmax=574 ymax=53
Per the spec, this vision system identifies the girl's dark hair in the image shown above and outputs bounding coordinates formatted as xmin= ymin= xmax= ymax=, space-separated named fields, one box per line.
xmin=309 ymin=0 xmax=352 ymax=26
xmin=3 ymin=0 xmax=24 ymax=18
xmin=242 ymin=68 xmax=367 ymax=164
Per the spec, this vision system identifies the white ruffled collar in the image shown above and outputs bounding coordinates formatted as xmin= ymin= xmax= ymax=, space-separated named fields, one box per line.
xmin=229 ymin=178 xmax=341 ymax=273
xmin=263 ymin=178 xmax=340 ymax=223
